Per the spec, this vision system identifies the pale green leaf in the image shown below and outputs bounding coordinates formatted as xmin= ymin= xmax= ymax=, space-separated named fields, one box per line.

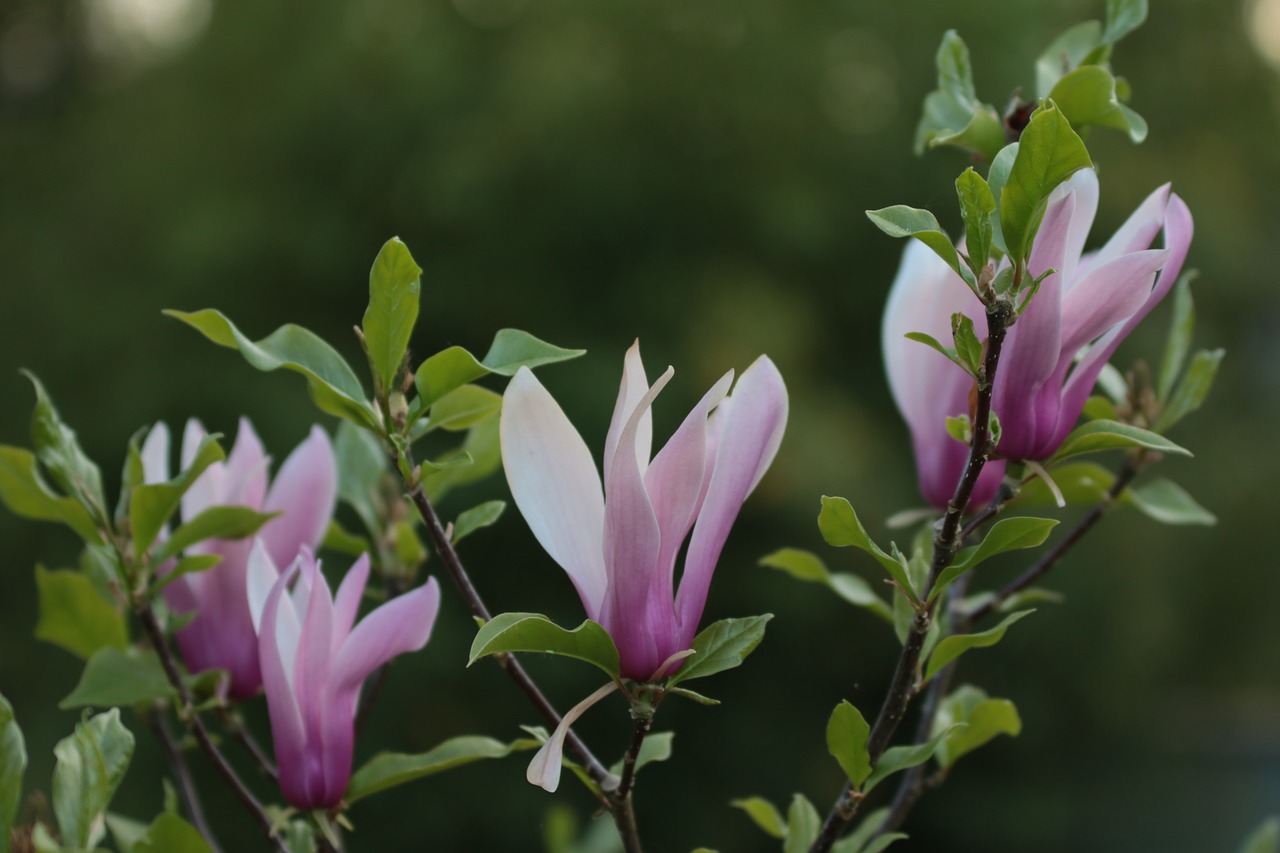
xmin=0 ymin=445 xmax=102 ymax=543
xmin=1156 ymin=348 xmax=1224 ymax=433
xmin=130 ymin=434 xmax=225 ymax=557
xmin=666 ymin=614 xmax=772 ymax=686
xmin=1129 ymin=479 xmax=1216 ymax=526
xmin=759 ymin=548 xmax=891 ymax=624
xmin=730 ymin=797 xmax=785 ymax=840
xmin=1000 ymin=103 xmax=1092 ymax=262
xmin=865 ymin=207 xmax=970 ymax=287
xmin=932 ymin=517 xmax=1058 ymax=601
xmin=52 ymin=709 xmax=135 ymax=849
xmin=0 ymin=694 xmax=26 ymax=853
xmin=1048 ymin=419 xmax=1191 ymax=465
xmin=1158 ymin=273 xmax=1197 ymax=400
xmin=784 ymin=793 xmax=821 ymax=853
xmin=34 ymin=565 xmax=127 ymax=660
xmin=426 ymin=385 xmax=501 ymax=433
xmin=60 ymin=648 xmax=175 ymax=709
xmin=480 ymin=329 xmax=585 ymax=375
xmin=826 ymin=701 xmax=872 ymax=787
xmin=152 ymin=505 xmax=278 ymax=562
xmin=609 ymin=732 xmax=674 ymax=777
xmin=362 ymin=237 xmax=422 ymax=395
xmin=134 ymin=813 xmax=212 ymax=853
xmin=864 ymin=725 xmax=964 ymax=792
xmin=23 ymin=372 xmax=106 ymax=518
xmin=346 ymin=735 xmax=532 ymax=804
xmin=452 ymin=500 xmax=506 ymax=544
xmin=818 ymin=497 xmax=917 ymax=602
xmin=924 ymin=610 xmax=1035 ymax=681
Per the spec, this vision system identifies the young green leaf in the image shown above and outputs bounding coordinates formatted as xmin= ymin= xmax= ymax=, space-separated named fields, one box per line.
xmin=1035 ymin=21 xmax=1105 ymax=98
xmin=1158 ymin=273 xmax=1197 ymax=400
xmin=1048 ymin=66 xmax=1147 ymax=142
xmin=34 ymin=566 xmax=127 ymax=660
xmin=52 ymin=709 xmax=135 ymax=849
xmin=863 ymin=724 xmax=965 ymax=791
xmin=468 ymin=613 xmax=620 ymax=680
xmin=452 ymin=500 xmax=506 ymax=544
xmin=165 ymin=309 xmax=378 ymax=430
xmin=818 ymin=496 xmax=918 ymax=603
xmin=0 ymin=446 xmax=102 ymax=543
xmin=362 ymin=237 xmax=422 ymax=396
xmin=759 ymin=548 xmax=892 ymax=624
xmin=865 ymin=207 xmax=972 ymax=289
xmin=608 ymin=732 xmax=674 ymax=777
xmin=731 ymin=797 xmax=786 ymax=840
xmin=414 ymin=346 xmax=491 ymax=411
xmin=1013 ymin=461 xmax=1117 ymax=507
xmin=932 ymin=685 xmax=1022 ymax=768
xmin=951 ymin=313 xmax=983 ymax=376
xmin=426 ymin=385 xmax=502 ymax=433
xmin=666 ymin=615 xmax=773 ymax=686
xmin=150 ymin=554 xmax=223 ymax=594
xmin=0 ymin=693 xmax=26 ymax=853
xmin=784 ymin=794 xmax=822 ymax=853
xmin=1156 ymin=348 xmax=1224 ymax=433
xmin=956 ymin=168 xmax=995 ymax=273
xmin=130 ymin=434 xmax=226 ymax=557
xmin=903 ymin=332 xmax=974 ymax=379
xmin=932 ymin=517 xmax=1058 ymax=601
xmin=135 ymin=813 xmax=213 ymax=853
xmin=1048 ymin=419 xmax=1191 ymax=465
xmin=423 ymin=418 xmax=501 ymax=502
xmin=480 ymin=329 xmax=586 ymax=375
xmin=986 ymin=142 xmax=1020 ymax=257
xmin=23 ymin=372 xmax=106 ymax=518
xmin=345 ymin=735 xmax=533 ymax=804
xmin=152 ymin=506 xmax=278 ymax=562
xmin=924 ymin=610 xmax=1035 ymax=681
xmin=826 ymin=701 xmax=872 ymax=787
xmin=1103 ymin=0 xmax=1148 ymax=45
xmin=334 ymin=420 xmax=387 ymax=536
xmin=1000 ymin=103 xmax=1092 ymax=263
xmin=59 ymin=648 xmax=175 ymax=709
xmin=914 ymin=31 xmax=1005 ymax=162
xmin=1128 ymin=479 xmax=1216 ymax=526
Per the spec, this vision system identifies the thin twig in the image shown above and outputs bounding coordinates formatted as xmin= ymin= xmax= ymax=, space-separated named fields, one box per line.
xmin=150 ymin=709 xmax=223 ymax=853
xmin=138 ymin=606 xmax=286 ymax=852
xmin=616 ymin=716 xmax=652 ymax=801
xmin=218 ymin=708 xmax=278 ymax=781
xmin=810 ymin=301 xmax=1013 ymax=852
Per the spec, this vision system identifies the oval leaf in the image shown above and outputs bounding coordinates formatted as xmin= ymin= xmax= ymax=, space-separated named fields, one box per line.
xmin=826 ymin=701 xmax=872 ymax=787
xmin=932 ymin=517 xmax=1059 ymax=600
xmin=1048 ymin=419 xmax=1191 ymax=465
xmin=666 ymin=614 xmax=772 ymax=687
xmin=469 ymin=613 xmax=620 ymax=680
xmin=59 ymin=648 xmax=175 ymax=710
xmin=34 ymin=566 xmax=128 ymax=661
xmin=52 ymin=709 xmax=135 ymax=849
xmin=0 ymin=693 xmax=26 ymax=853
xmin=346 ymin=735 xmax=531 ymax=805
xmin=0 ymin=446 xmax=101 ymax=543
xmin=924 ymin=610 xmax=1035 ymax=681
xmin=480 ymin=329 xmax=585 ymax=375
xmin=362 ymin=237 xmax=422 ymax=395
xmin=818 ymin=497 xmax=917 ymax=603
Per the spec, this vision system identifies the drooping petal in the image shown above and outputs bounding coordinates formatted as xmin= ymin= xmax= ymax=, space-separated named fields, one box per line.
xmin=501 ymin=367 xmax=608 ymax=619
xmin=258 ymin=562 xmax=309 ymax=807
xmin=675 ymin=356 xmax=788 ymax=646
xmin=140 ymin=423 xmax=170 ymax=485
xmin=603 ymin=341 xmax=653 ymax=488
xmin=331 ymin=578 xmax=441 ymax=701
xmin=261 ymin=426 xmax=337 ymax=571
xmin=526 ymin=681 xmax=619 ymax=793
xmin=601 ymin=367 xmax=672 ymax=680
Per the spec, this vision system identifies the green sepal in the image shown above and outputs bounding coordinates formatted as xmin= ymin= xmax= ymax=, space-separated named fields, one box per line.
xmin=666 ymin=614 xmax=772 ymax=687
xmin=924 ymin=610 xmax=1035 ymax=682
xmin=468 ymin=613 xmax=620 ymax=681
xmin=345 ymin=735 xmax=534 ymax=805
xmin=818 ymin=497 xmax=917 ymax=604
xmin=1047 ymin=419 xmax=1191 ymax=465
xmin=52 ymin=709 xmax=135 ymax=849
xmin=361 ymin=237 xmax=422 ymax=397
xmin=759 ymin=548 xmax=892 ymax=624
xmin=34 ymin=565 xmax=128 ymax=660
xmin=826 ymin=701 xmax=872 ymax=787
xmin=164 ymin=309 xmax=379 ymax=430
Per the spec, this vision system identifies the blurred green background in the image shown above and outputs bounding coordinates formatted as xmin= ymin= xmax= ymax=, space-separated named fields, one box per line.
xmin=2 ymin=0 xmax=1278 ymax=849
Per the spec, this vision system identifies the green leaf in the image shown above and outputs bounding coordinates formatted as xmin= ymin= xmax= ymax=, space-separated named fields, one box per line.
xmin=52 ymin=708 xmax=135 ymax=849
xmin=1014 ymin=462 xmax=1117 ymax=507
xmin=1156 ymin=348 xmax=1224 ymax=433
xmin=345 ymin=735 xmax=530 ymax=804
xmin=1240 ymin=816 xmax=1280 ymax=853
xmin=914 ymin=31 xmax=1005 ymax=162
xmin=0 ymin=694 xmax=26 ymax=853
xmin=609 ymin=732 xmax=674 ymax=777
xmin=667 ymin=686 xmax=720 ymax=705
xmin=837 ymin=808 xmax=895 ymax=853
xmin=130 ymin=434 xmax=225 ymax=557
xmin=933 ymin=685 xmax=1022 ymax=768
xmin=362 ymin=237 xmax=422 ymax=396
xmin=864 ymin=724 xmax=964 ymax=792
xmin=1049 ymin=66 xmax=1146 ymax=142
xmin=951 ymin=313 xmax=983 ymax=376
xmin=1000 ymin=103 xmax=1092 ymax=263
xmin=480 ymin=329 xmax=585 ymax=376
xmin=60 ymin=648 xmax=175 ymax=709
xmin=956 ymin=168 xmax=995 ymax=272
xmin=422 ymin=417 xmax=501 ymax=502
xmin=1048 ymin=419 xmax=1191 ymax=465
xmin=452 ymin=500 xmax=506 ymax=544
xmin=0 ymin=445 xmax=102 ymax=542
xmin=390 ymin=521 xmax=427 ymax=569
xmin=759 ymin=548 xmax=892 ymax=624
xmin=932 ymin=517 xmax=1058 ymax=601
xmin=1158 ymin=273 xmax=1197 ymax=400
xmin=826 ymin=701 xmax=872 ymax=787
xmin=34 ymin=565 xmax=127 ymax=660
xmin=1103 ymin=0 xmax=1147 ymax=45
xmin=150 ymin=555 xmax=223 ymax=594
xmin=730 ymin=797 xmax=785 ymax=840
xmin=23 ymin=372 xmax=106 ymax=519
xmin=106 ymin=812 xmax=149 ymax=853
xmin=164 ymin=309 xmax=378 ymax=430
xmin=783 ymin=793 xmax=821 ymax=853
xmin=1129 ymin=479 xmax=1216 ymax=526
xmin=152 ymin=506 xmax=278 ymax=562
xmin=468 ymin=613 xmax=620 ymax=680
xmin=865 ymin=207 xmax=971 ymax=288
xmin=414 ymin=346 xmax=491 ymax=412
xmin=426 ymin=385 xmax=502 ymax=433
xmin=903 ymin=332 xmax=972 ymax=379
xmin=1036 ymin=21 xmax=1104 ymax=98
xmin=134 ymin=813 xmax=212 ymax=853
xmin=666 ymin=614 xmax=773 ymax=687
xmin=924 ymin=610 xmax=1035 ymax=681
xmin=818 ymin=497 xmax=917 ymax=603
xmin=334 ymin=420 xmax=387 ymax=536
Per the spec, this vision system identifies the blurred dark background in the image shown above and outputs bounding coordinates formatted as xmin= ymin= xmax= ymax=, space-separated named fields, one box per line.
xmin=2 ymin=0 xmax=1278 ymax=849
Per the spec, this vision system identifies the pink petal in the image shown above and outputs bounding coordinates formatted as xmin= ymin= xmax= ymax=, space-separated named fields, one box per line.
xmin=1058 ymin=249 xmax=1168 ymax=358
xmin=246 ymin=538 xmax=280 ymax=635
xmin=331 ymin=578 xmax=441 ymax=700
xmin=222 ymin=418 xmax=269 ymax=510
xmin=1056 ymin=168 xmax=1099 ymax=283
xmin=501 ymin=367 xmax=607 ymax=618
xmin=260 ymin=426 xmax=336 ymax=571
xmin=258 ymin=562 xmax=308 ymax=807
xmin=294 ymin=564 xmax=335 ymax=807
xmin=675 ymin=356 xmax=787 ymax=646
xmin=332 ymin=553 xmax=371 ymax=652
xmin=1073 ymin=183 xmax=1170 ymax=283
xmin=603 ymin=341 xmax=653 ymax=489
xmin=180 ymin=419 xmax=217 ymax=521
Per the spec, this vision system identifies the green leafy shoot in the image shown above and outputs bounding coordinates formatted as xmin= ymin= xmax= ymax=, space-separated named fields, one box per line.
xmin=362 ymin=237 xmax=423 ymax=397
xmin=866 ymin=206 xmax=974 ymax=291
xmin=666 ymin=615 xmax=773 ymax=687
xmin=915 ymin=30 xmax=1005 ymax=162
xmin=924 ymin=610 xmax=1035 ymax=681
xmin=346 ymin=735 xmax=534 ymax=805
xmin=818 ymin=497 xmax=918 ymax=604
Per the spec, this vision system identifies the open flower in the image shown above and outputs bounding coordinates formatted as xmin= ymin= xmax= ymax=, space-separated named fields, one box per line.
xmin=501 ymin=342 xmax=788 ymax=681
xmin=141 ymin=418 xmax=337 ymax=698
xmin=247 ymin=541 xmax=441 ymax=810
xmin=883 ymin=169 xmax=1192 ymax=508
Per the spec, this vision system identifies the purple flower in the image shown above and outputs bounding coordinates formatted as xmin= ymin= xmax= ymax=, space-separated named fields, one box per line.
xmin=883 ymin=169 xmax=1193 ymax=508
xmin=141 ymin=418 xmax=337 ymax=698
xmin=247 ymin=541 xmax=441 ymax=810
xmin=500 ymin=342 xmax=788 ymax=681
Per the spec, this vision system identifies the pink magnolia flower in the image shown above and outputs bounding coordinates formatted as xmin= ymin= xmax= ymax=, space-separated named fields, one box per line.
xmin=883 ymin=169 xmax=1193 ymax=508
xmin=141 ymin=418 xmax=337 ymax=698
xmin=247 ymin=541 xmax=441 ymax=809
xmin=501 ymin=342 xmax=788 ymax=681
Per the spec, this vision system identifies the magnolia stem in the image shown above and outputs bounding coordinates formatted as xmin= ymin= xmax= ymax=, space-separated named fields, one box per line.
xmin=810 ymin=301 xmax=1013 ymax=853
xmin=617 ymin=716 xmax=652 ymax=801
xmin=137 ymin=605 xmax=286 ymax=852
xmin=150 ymin=709 xmax=223 ymax=853
xmin=218 ymin=709 xmax=278 ymax=781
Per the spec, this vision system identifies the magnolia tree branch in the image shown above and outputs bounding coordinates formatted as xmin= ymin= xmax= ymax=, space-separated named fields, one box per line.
xmin=810 ymin=301 xmax=1013 ymax=853
xmin=150 ymin=709 xmax=223 ymax=853
xmin=218 ymin=708 xmax=278 ymax=781
xmin=876 ymin=456 xmax=1143 ymax=836
xmin=137 ymin=605 xmax=287 ymax=852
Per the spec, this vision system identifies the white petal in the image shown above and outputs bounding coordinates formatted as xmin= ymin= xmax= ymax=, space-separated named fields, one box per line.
xmin=603 ymin=340 xmax=653 ymax=486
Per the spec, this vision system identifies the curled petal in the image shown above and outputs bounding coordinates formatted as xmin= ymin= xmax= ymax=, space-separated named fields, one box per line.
xmin=331 ymin=553 xmax=371 ymax=652
xmin=526 ymin=681 xmax=619 ymax=793
xmin=604 ymin=340 xmax=653 ymax=488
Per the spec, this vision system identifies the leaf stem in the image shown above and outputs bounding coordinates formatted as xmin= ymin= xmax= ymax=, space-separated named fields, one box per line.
xmin=809 ymin=301 xmax=1013 ymax=852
